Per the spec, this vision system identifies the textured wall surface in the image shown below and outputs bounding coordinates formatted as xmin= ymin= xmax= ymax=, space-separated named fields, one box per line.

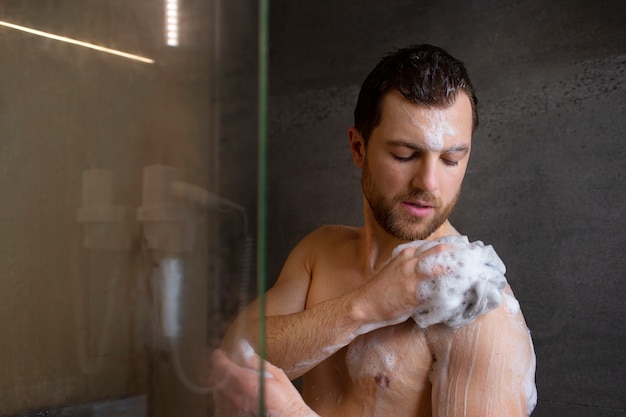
xmin=267 ymin=1 xmax=626 ymax=415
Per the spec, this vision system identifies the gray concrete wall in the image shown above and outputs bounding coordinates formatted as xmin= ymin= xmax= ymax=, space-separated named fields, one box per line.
xmin=267 ymin=1 xmax=626 ymax=415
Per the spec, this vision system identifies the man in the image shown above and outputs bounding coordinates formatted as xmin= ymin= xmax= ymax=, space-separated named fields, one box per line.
xmin=217 ymin=44 xmax=537 ymax=416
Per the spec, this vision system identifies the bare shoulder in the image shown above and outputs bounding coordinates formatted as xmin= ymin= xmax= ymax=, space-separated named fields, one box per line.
xmin=306 ymin=225 xmax=364 ymax=265
xmin=305 ymin=224 xmax=362 ymax=244
xmin=275 ymin=224 xmax=361 ymax=282
xmin=268 ymin=225 xmax=363 ymax=314
xmin=299 ymin=225 xmax=365 ymax=307
xmin=288 ymin=224 xmax=360 ymax=262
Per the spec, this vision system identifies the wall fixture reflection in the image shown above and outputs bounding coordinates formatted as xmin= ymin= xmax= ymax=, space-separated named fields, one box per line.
xmin=165 ymin=0 xmax=179 ymax=47
xmin=0 ymin=20 xmax=155 ymax=64
xmin=136 ymin=165 xmax=253 ymax=395
xmin=75 ymin=169 xmax=132 ymax=374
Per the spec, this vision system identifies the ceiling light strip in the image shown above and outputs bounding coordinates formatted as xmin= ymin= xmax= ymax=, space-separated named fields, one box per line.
xmin=0 ymin=20 xmax=154 ymax=64
xmin=165 ymin=0 xmax=179 ymax=46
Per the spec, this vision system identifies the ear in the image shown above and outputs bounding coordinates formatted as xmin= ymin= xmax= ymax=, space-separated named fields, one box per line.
xmin=348 ymin=127 xmax=366 ymax=168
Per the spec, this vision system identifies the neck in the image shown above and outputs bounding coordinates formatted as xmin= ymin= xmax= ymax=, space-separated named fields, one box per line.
xmin=360 ymin=200 xmax=458 ymax=272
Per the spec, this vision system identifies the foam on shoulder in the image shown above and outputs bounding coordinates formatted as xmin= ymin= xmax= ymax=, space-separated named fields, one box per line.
xmin=393 ymin=235 xmax=507 ymax=328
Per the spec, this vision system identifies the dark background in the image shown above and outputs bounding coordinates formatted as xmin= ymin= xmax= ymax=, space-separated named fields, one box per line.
xmin=254 ymin=1 xmax=625 ymax=416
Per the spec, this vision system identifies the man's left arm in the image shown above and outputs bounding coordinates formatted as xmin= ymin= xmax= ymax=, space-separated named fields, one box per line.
xmin=427 ymin=286 xmax=537 ymax=417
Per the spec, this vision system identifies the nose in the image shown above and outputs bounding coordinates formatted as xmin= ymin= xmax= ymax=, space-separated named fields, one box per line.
xmin=411 ymin=158 xmax=439 ymax=192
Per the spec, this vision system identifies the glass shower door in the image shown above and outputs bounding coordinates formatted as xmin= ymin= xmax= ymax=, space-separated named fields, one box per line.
xmin=0 ymin=1 xmax=264 ymax=416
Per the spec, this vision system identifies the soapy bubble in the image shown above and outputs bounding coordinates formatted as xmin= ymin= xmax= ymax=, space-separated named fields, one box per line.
xmin=393 ymin=235 xmax=507 ymax=328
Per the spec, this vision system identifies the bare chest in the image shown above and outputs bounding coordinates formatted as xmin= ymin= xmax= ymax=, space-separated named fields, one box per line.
xmin=346 ymin=322 xmax=433 ymax=398
xmin=306 ymin=322 xmax=434 ymax=417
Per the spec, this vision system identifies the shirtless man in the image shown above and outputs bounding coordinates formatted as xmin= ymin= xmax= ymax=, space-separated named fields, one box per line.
xmin=217 ymin=44 xmax=537 ymax=416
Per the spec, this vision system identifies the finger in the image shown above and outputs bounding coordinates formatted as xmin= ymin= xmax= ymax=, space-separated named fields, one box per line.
xmin=236 ymin=340 xmax=280 ymax=381
xmin=392 ymin=243 xmax=457 ymax=278
xmin=208 ymin=349 xmax=231 ymax=387
xmin=210 ymin=349 xmax=260 ymax=399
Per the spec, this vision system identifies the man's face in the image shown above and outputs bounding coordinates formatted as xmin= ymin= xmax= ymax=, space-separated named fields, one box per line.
xmin=358 ymin=90 xmax=473 ymax=241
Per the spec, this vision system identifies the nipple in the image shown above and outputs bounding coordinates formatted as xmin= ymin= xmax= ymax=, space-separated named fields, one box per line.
xmin=374 ymin=373 xmax=390 ymax=388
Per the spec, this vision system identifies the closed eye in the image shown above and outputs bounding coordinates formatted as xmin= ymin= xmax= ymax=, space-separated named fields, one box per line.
xmin=441 ymin=146 xmax=469 ymax=167
xmin=392 ymin=154 xmax=416 ymax=162
xmin=442 ymin=159 xmax=460 ymax=166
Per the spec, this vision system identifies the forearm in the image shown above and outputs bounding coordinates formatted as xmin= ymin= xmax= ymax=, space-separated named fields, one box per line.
xmin=222 ymin=293 xmax=369 ymax=380
xmin=264 ymin=300 xmax=363 ymax=379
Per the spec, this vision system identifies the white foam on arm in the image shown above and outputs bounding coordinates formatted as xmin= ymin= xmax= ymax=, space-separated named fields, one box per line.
xmin=392 ymin=236 xmax=537 ymax=414
xmin=393 ymin=235 xmax=508 ymax=328
xmin=426 ymin=292 xmax=537 ymax=416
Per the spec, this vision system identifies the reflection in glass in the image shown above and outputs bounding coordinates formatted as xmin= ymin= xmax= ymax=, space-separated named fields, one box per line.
xmin=0 ymin=1 xmax=261 ymax=416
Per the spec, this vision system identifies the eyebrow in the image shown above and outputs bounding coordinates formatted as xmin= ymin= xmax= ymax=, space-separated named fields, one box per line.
xmin=386 ymin=140 xmax=470 ymax=155
xmin=442 ymin=144 xmax=470 ymax=155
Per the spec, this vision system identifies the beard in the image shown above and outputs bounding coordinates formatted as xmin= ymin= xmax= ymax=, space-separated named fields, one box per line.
xmin=362 ymin=164 xmax=460 ymax=241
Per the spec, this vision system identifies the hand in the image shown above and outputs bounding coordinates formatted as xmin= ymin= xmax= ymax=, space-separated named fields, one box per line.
xmin=210 ymin=340 xmax=320 ymax=417
xmin=354 ymin=235 xmax=506 ymax=332
xmin=395 ymin=235 xmax=507 ymax=328
xmin=352 ymin=240 xmax=458 ymax=331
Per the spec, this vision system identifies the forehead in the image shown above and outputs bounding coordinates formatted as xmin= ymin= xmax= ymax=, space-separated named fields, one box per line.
xmin=375 ymin=90 xmax=473 ymax=150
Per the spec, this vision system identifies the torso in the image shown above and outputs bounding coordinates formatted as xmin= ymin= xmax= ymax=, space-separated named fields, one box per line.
xmin=304 ymin=324 xmax=435 ymax=417
xmin=301 ymin=225 xmax=435 ymax=417
xmin=292 ymin=224 xmax=534 ymax=417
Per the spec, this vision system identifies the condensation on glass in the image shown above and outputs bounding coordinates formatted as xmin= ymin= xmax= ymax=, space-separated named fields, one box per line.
xmin=0 ymin=1 xmax=262 ymax=416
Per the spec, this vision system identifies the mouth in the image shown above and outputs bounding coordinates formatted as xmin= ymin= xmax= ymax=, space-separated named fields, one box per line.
xmin=405 ymin=201 xmax=434 ymax=209
xmin=401 ymin=200 xmax=436 ymax=218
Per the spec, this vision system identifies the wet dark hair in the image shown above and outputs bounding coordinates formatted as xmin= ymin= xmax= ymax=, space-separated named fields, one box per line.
xmin=354 ymin=44 xmax=478 ymax=144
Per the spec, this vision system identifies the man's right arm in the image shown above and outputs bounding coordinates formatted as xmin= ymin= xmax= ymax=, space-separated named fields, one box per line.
xmin=220 ymin=228 xmax=367 ymax=379
xmin=220 ymin=227 xmax=459 ymax=379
